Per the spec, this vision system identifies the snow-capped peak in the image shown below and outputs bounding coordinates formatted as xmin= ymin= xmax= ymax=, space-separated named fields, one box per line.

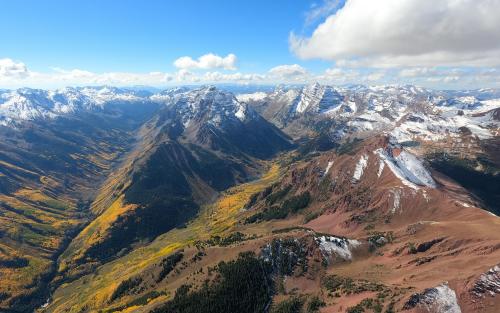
xmin=162 ymin=86 xmax=251 ymax=127
xmin=260 ymin=83 xmax=500 ymax=142
xmin=294 ymin=83 xmax=343 ymax=114
xmin=0 ymin=86 xmax=149 ymax=126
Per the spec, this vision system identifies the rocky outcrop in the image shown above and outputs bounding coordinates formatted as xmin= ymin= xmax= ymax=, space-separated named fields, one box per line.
xmin=404 ymin=283 xmax=461 ymax=313
xmin=315 ymin=235 xmax=361 ymax=262
xmin=471 ymin=265 xmax=500 ymax=299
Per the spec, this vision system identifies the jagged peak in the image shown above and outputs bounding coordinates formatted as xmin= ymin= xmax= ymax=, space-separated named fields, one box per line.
xmin=159 ymin=86 xmax=251 ymax=126
xmin=169 ymin=85 xmax=239 ymax=106
xmin=295 ymin=83 xmax=343 ymax=114
xmin=0 ymin=86 xmax=152 ymax=126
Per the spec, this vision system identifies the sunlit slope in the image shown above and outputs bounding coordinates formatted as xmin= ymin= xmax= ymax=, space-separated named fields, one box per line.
xmin=0 ymin=188 xmax=78 ymax=310
xmin=56 ymin=88 xmax=293 ymax=282
xmin=44 ymin=163 xmax=281 ymax=313
xmin=0 ymin=111 xmax=154 ymax=311
xmin=44 ymin=135 xmax=500 ymax=313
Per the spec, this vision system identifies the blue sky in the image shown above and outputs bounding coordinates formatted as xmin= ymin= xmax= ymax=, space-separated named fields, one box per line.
xmin=1 ymin=0 xmax=499 ymax=89
xmin=1 ymin=0 xmax=324 ymax=73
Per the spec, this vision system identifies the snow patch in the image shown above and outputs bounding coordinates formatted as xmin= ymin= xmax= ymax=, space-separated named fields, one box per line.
xmin=39 ymin=298 xmax=50 ymax=309
xmin=376 ymin=148 xmax=436 ymax=189
xmin=353 ymin=154 xmax=368 ymax=182
xmin=456 ymin=201 xmax=471 ymax=208
xmin=477 ymin=98 xmax=500 ymax=113
xmin=377 ymin=160 xmax=385 ymax=178
xmin=422 ymin=191 xmax=430 ymax=202
xmin=390 ymin=189 xmax=401 ymax=214
xmin=324 ymin=161 xmax=333 ymax=176
xmin=235 ymin=104 xmax=246 ymax=121
xmin=316 ymin=236 xmax=361 ymax=261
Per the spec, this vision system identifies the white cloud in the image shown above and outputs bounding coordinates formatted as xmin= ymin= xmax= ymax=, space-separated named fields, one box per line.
xmin=268 ymin=64 xmax=309 ymax=80
xmin=0 ymin=62 xmax=178 ymax=88
xmin=203 ymin=71 xmax=265 ymax=82
xmin=397 ymin=67 xmax=459 ymax=81
xmin=174 ymin=70 xmax=265 ymax=83
xmin=392 ymin=66 xmax=500 ymax=88
xmin=321 ymin=67 xmax=359 ymax=82
xmin=173 ymin=53 xmax=237 ymax=70
xmin=51 ymin=67 xmax=95 ymax=80
xmin=304 ymin=0 xmax=343 ymax=26
xmin=0 ymin=58 xmax=30 ymax=79
xmin=317 ymin=67 xmax=387 ymax=84
xmin=365 ymin=71 xmax=385 ymax=81
xmin=399 ymin=67 xmax=437 ymax=78
xmin=1 ymin=57 xmax=498 ymax=89
xmin=175 ymin=69 xmax=196 ymax=82
xmin=291 ymin=0 xmax=500 ymax=67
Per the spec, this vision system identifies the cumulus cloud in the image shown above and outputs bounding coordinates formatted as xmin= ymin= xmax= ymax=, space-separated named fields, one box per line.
xmin=291 ymin=0 xmax=500 ymax=67
xmin=323 ymin=68 xmax=345 ymax=78
xmin=1 ymin=56 xmax=498 ymax=89
xmin=0 ymin=58 xmax=30 ymax=79
xmin=317 ymin=67 xmax=387 ymax=84
xmin=0 ymin=62 xmax=177 ymax=88
xmin=399 ymin=67 xmax=438 ymax=78
xmin=365 ymin=71 xmax=385 ymax=81
xmin=175 ymin=69 xmax=196 ymax=82
xmin=51 ymin=67 xmax=95 ymax=80
xmin=173 ymin=53 xmax=237 ymax=70
xmin=393 ymin=66 xmax=500 ymax=88
xmin=268 ymin=64 xmax=309 ymax=80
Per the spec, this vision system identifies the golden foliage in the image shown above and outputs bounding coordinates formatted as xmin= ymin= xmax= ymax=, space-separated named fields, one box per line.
xmin=48 ymin=163 xmax=282 ymax=312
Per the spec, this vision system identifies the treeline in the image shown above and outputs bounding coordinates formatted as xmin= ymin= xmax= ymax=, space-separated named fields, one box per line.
xmin=151 ymin=252 xmax=273 ymax=313
xmin=270 ymin=296 xmax=325 ymax=313
xmin=246 ymin=191 xmax=311 ymax=223
xmin=110 ymin=252 xmax=183 ymax=302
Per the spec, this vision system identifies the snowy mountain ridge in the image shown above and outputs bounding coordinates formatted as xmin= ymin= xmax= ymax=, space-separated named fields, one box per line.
xmin=238 ymin=83 xmax=500 ymax=142
xmin=2 ymin=84 xmax=499 ymax=144
xmin=0 ymin=86 xmax=149 ymax=126
xmin=0 ymin=85 xmax=253 ymax=128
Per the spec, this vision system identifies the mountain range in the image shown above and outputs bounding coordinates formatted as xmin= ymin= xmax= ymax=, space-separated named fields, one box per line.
xmin=0 ymin=84 xmax=498 ymax=313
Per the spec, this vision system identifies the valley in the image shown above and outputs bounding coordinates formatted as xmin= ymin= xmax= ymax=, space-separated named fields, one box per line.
xmin=0 ymin=90 xmax=159 ymax=311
